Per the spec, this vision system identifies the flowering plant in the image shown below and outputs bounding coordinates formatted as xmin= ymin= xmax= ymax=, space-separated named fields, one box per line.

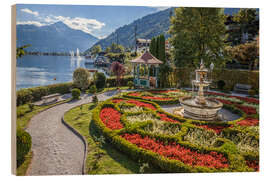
xmin=99 ymin=107 xmax=123 ymax=130
xmin=236 ymin=117 xmax=259 ymax=126
xmin=121 ymin=133 xmax=229 ymax=169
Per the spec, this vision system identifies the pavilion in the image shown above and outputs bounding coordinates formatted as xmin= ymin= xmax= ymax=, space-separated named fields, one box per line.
xmin=130 ymin=51 xmax=163 ymax=88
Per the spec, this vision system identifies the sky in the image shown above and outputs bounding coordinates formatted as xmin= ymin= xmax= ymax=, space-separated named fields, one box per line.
xmin=16 ymin=4 xmax=169 ymax=39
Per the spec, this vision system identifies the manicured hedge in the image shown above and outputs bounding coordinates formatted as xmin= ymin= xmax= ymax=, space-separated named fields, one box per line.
xmin=16 ymin=82 xmax=73 ymax=106
xmin=123 ymin=90 xmax=182 ymax=105
xmin=92 ymin=96 xmax=256 ymax=172
xmin=16 ymin=129 xmax=32 ymax=167
xmin=171 ymin=68 xmax=259 ymax=90
xmin=106 ymin=75 xmax=133 ymax=87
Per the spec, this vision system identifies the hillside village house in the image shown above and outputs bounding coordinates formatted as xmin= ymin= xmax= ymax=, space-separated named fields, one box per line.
xmin=136 ymin=38 xmax=151 ymax=52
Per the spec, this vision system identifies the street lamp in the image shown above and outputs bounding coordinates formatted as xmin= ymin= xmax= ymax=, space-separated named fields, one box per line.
xmin=210 ymin=62 xmax=214 ymax=84
xmin=210 ymin=62 xmax=214 ymax=71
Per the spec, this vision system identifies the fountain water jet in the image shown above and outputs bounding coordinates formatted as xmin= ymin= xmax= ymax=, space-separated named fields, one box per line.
xmin=176 ymin=59 xmax=223 ymax=121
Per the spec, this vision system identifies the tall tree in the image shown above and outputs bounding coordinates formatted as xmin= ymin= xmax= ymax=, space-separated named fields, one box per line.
xmin=111 ymin=62 xmax=125 ymax=87
xmin=155 ymin=36 xmax=160 ymax=58
xmin=16 ymin=44 xmax=30 ymax=59
xmin=91 ymin=45 xmax=102 ymax=56
xmin=169 ymin=7 xmax=228 ymax=68
xmin=233 ymin=8 xmax=258 ymax=43
xmin=158 ymin=34 xmax=166 ymax=62
xmin=227 ymin=40 xmax=258 ymax=70
xmin=150 ymin=37 xmax=157 ymax=57
xmin=110 ymin=43 xmax=124 ymax=53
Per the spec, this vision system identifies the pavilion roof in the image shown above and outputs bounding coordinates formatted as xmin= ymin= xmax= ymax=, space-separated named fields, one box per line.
xmin=130 ymin=51 xmax=163 ymax=65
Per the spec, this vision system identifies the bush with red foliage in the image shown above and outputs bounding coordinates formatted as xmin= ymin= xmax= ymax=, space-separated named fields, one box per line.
xmin=99 ymin=107 xmax=123 ymax=130
xmin=142 ymin=96 xmax=173 ymax=101
xmin=121 ymin=133 xmax=229 ymax=169
xmin=236 ymin=118 xmax=259 ymax=126
xmin=111 ymin=99 xmax=125 ymax=104
xmin=215 ymin=98 xmax=234 ymax=105
xmin=157 ymin=113 xmax=180 ymax=123
xmin=128 ymin=92 xmax=141 ymax=97
xmin=198 ymin=124 xmax=232 ymax=134
xmin=148 ymin=90 xmax=179 ymax=94
xmin=205 ymin=91 xmax=259 ymax=104
xmin=126 ymin=99 xmax=156 ymax=110
xmin=246 ymin=160 xmax=259 ymax=171
xmin=229 ymin=96 xmax=259 ymax=104
xmin=236 ymin=105 xmax=257 ymax=115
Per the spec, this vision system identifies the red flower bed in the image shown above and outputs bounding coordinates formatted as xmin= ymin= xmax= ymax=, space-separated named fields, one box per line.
xmin=229 ymin=96 xmax=259 ymax=104
xmin=148 ymin=90 xmax=179 ymax=94
xmin=215 ymin=98 xmax=234 ymax=105
xmin=142 ymin=96 xmax=173 ymax=101
xmin=236 ymin=105 xmax=257 ymax=115
xmin=236 ymin=118 xmax=259 ymax=126
xmin=205 ymin=92 xmax=227 ymax=97
xmin=128 ymin=92 xmax=141 ymax=97
xmin=111 ymin=99 xmax=125 ymax=104
xmin=246 ymin=160 xmax=259 ymax=171
xmin=126 ymin=99 xmax=156 ymax=110
xmin=121 ymin=133 xmax=229 ymax=169
xmin=198 ymin=124 xmax=232 ymax=134
xmin=157 ymin=113 xmax=180 ymax=123
xmin=100 ymin=107 xmax=123 ymax=130
xmin=206 ymin=92 xmax=259 ymax=104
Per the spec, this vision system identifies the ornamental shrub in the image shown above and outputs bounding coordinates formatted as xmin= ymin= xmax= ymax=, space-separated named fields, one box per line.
xmin=17 ymin=129 xmax=32 ymax=167
xmin=16 ymin=89 xmax=33 ymax=106
xmin=73 ymin=68 xmax=90 ymax=90
xmin=28 ymin=103 xmax=34 ymax=112
xmin=71 ymin=88 xmax=81 ymax=99
xmin=89 ymin=85 xmax=97 ymax=94
xmin=106 ymin=75 xmax=133 ymax=87
xmin=92 ymin=95 xmax=98 ymax=104
xmin=127 ymin=81 xmax=134 ymax=89
xmin=94 ymin=72 xmax=106 ymax=89
xmin=217 ymin=80 xmax=226 ymax=90
xmin=16 ymin=82 xmax=73 ymax=106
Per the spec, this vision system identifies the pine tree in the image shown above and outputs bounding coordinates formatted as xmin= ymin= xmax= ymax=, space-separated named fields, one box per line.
xmin=158 ymin=34 xmax=166 ymax=62
xmin=155 ymin=36 xmax=160 ymax=58
xmin=169 ymin=7 xmax=228 ymax=68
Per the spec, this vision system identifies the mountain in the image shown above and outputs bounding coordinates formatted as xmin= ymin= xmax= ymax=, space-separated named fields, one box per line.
xmin=86 ymin=8 xmax=241 ymax=52
xmin=16 ymin=21 xmax=99 ymax=53
xmin=87 ymin=8 xmax=173 ymax=52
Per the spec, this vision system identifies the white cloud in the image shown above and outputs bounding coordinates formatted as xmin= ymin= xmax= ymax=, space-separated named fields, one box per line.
xmin=53 ymin=16 xmax=105 ymax=34
xmin=98 ymin=35 xmax=108 ymax=39
xmin=154 ymin=7 xmax=170 ymax=11
xmin=21 ymin=8 xmax=39 ymax=16
xmin=17 ymin=13 xmax=106 ymax=36
xmin=17 ymin=21 xmax=45 ymax=27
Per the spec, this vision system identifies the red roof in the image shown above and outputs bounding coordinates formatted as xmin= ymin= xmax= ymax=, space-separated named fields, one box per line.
xmin=130 ymin=51 xmax=163 ymax=64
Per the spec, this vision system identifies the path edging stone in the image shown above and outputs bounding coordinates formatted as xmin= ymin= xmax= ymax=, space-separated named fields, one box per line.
xmin=61 ymin=114 xmax=88 ymax=175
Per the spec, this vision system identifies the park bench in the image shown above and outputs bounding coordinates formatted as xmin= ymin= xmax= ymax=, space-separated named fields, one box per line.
xmin=41 ymin=93 xmax=61 ymax=104
xmin=233 ymin=83 xmax=252 ymax=94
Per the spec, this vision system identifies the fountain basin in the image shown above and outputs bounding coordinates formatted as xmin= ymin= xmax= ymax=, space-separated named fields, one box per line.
xmin=179 ymin=97 xmax=223 ymax=121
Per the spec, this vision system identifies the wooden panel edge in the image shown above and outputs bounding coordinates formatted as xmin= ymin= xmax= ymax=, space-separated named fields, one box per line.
xmin=11 ymin=4 xmax=17 ymax=175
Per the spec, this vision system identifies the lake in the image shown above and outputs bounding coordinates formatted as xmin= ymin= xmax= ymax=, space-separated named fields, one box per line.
xmin=16 ymin=55 xmax=107 ymax=90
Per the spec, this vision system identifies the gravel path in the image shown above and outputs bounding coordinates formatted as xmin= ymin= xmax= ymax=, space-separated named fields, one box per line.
xmin=26 ymin=90 xmax=130 ymax=175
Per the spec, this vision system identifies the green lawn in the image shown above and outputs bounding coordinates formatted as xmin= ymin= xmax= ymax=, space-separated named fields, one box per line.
xmin=64 ymin=103 xmax=161 ymax=174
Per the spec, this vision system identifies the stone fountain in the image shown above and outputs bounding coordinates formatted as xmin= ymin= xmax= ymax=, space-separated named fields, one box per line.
xmin=177 ymin=60 xmax=223 ymax=121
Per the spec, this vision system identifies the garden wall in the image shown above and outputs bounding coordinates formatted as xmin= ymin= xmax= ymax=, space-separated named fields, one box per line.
xmin=106 ymin=75 xmax=134 ymax=87
xmin=169 ymin=68 xmax=259 ymax=91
